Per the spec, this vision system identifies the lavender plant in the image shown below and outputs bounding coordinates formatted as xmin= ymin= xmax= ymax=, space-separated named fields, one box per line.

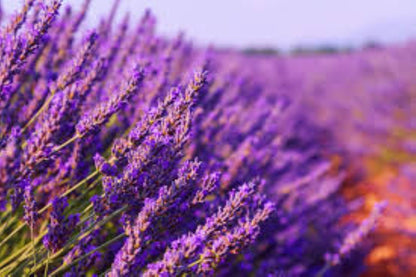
xmin=0 ymin=1 xmax=397 ymax=276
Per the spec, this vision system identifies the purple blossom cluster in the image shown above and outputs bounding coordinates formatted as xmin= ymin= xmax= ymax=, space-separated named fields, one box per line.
xmin=0 ymin=1 xmax=398 ymax=276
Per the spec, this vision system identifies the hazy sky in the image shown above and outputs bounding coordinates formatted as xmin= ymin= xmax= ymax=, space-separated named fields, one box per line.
xmin=4 ymin=0 xmax=416 ymax=49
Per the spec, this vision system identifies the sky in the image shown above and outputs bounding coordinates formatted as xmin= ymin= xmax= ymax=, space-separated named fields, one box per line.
xmin=4 ymin=0 xmax=416 ymax=50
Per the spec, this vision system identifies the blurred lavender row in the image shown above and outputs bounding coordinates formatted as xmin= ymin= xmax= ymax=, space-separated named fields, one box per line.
xmin=1 ymin=0 xmax=410 ymax=276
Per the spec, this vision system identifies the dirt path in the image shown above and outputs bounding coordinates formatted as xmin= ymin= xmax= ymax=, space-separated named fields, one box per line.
xmin=342 ymin=128 xmax=416 ymax=276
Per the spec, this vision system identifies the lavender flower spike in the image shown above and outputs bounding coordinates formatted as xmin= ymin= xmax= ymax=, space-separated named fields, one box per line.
xmin=111 ymin=70 xmax=207 ymax=162
xmin=53 ymin=30 xmax=98 ymax=93
xmin=43 ymin=197 xmax=79 ymax=253
xmin=23 ymin=180 xmax=38 ymax=230
xmin=143 ymin=182 xmax=259 ymax=276
xmin=197 ymin=202 xmax=275 ymax=274
xmin=1 ymin=0 xmax=36 ymax=36
xmin=76 ymin=64 xmax=145 ymax=137
xmin=111 ymin=87 xmax=180 ymax=160
xmin=326 ymin=201 xmax=388 ymax=266
xmin=108 ymin=160 xmax=201 ymax=276
xmin=0 ymin=0 xmax=61 ymax=103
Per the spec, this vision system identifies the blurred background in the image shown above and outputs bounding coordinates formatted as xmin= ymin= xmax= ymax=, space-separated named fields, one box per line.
xmin=4 ymin=0 xmax=416 ymax=51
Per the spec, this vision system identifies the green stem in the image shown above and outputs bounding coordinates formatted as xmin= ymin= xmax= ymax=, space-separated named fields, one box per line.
xmin=31 ymin=227 xmax=37 ymax=272
xmin=0 ymin=211 xmax=14 ymax=237
xmin=67 ymin=178 xmax=100 ymax=214
xmin=0 ymin=171 xmax=99 ymax=249
xmin=30 ymin=206 xmax=127 ymax=275
xmin=0 ymin=243 xmax=30 ymax=270
xmin=0 ymin=222 xmax=27 ymax=249
xmin=49 ymin=233 xmax=126 ymax=277
xmin=3 ymin=206 xmax=96 ymax=273
xmin=0 ymin=208 xmax=11 ymax=224
xmin=22 ymin=93 xmax=54 ymax=133
xmin=59 ymin=171 xmax=99 ymax=199
xmin=44 ymin=251 xmax=49 ymax=277
xmin=0 ymin=229 xmax=47 ymax=273
xmin=51 ymin=135 xmax=80 ymax=154
xmin=188 ymin=257 xmax=203 ymax=268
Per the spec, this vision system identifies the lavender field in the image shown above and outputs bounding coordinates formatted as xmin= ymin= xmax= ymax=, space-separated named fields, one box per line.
xmin=0 ymin=0 xmax=415 ymax=276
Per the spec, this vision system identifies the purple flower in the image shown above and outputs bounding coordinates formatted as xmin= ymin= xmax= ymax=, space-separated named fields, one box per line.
xmin=0 ymin=0 xmax=61 ymax=105
xmin=43 ymin=197 xmax=79 ymax=252
xmin=109 ymin=160 xmax=201 ymax=276
xmin=76 ymin=65 xmax=145 ymax=137
xmin=196 ymin=202 xmax=274 ymax=274
xmin=143 ymin=181 xmax=265 ymax=276
xmin=23 ymin=180 xmax=38 ymax=230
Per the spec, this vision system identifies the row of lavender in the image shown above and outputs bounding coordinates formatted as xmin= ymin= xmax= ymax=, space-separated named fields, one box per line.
xmin=0 ymin=0 xmax=391 ymax=276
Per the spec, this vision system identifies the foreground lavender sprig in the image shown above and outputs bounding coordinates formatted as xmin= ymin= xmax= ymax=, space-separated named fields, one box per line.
xmin=111 ymin=70 xmax=207 ymax=162
xmin=22 ymin=29 xmax=98 ymax=131
xmin=196 ymin=202 xmax=275 ymax=274
xmin=19 ymin=31 xmax=99 ymax=178
xmin=0 ymin=0 xmax=61 ymax=105
xmin=108 ymin=160 xmax=201 ymax=276
xmin=43 ymin=197 xmax=79 ymax=253
xmin=143 ymin=182 xmax=262 ymax=276
xmin=76 ymin=65 xmax=145 ymax=137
